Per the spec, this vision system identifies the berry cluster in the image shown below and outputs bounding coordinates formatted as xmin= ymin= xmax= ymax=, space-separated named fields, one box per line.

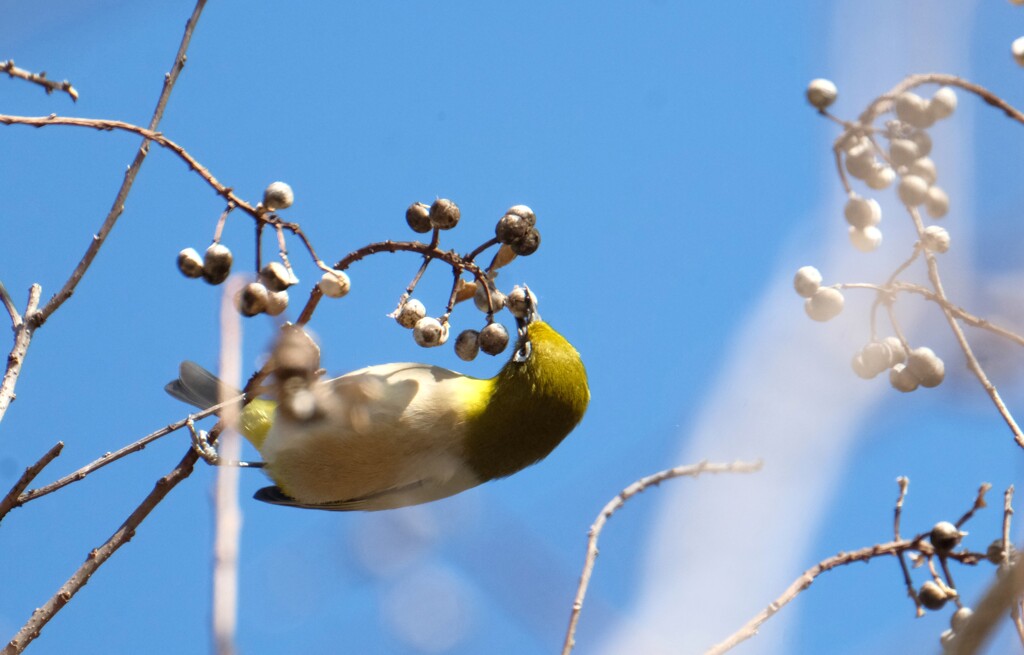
xmin=177 ymin=182 xmax=317 ymax=317
xmin=915 ymin=519 xmax=1019 ymax=651
xmin=795 ymin=80 xmax=963 ymax=393
xmin=391 ymin=200 xmax=543 ymax=361
xmin=177 ymin=183 xmax=544 ymax=361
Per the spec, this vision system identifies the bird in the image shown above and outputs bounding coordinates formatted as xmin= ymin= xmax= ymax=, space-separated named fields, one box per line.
xmin=165 ymin=305 xmax=589 ymax=511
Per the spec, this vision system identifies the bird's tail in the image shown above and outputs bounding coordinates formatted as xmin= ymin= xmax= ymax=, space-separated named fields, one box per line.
xmin=165 ymin=362 xmax=276 ymax=449
xmin=164 ymin=361 xmax=239 ymax=409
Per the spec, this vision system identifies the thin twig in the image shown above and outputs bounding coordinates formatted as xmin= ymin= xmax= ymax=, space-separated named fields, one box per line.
xmin=955 ymin=483 xmax=992 ymax=528
xmin=560 ymin=459 xmax=763 ymax=655
xmin=910 ymin=208 xmax=1024 ymax=448
xmin=894 ymin=477 xmax=922 ymax=615
xmin=945 ymin=489 xmax=1023 ymax=655
xmin=858 ymin=73 xmax=1024 ymax=128
xmin=0 ymin=114 xmax=258 ymax=232
xmin=1 ymin=60 xmax=78 ymax=101
xmin=1 ymin=448 xmax=201 ymax=655
xmin=13 ymin=401 xmax=237 ymax=508
xmin=703 ymin=538 xmax=985 ymax=655
xmin=1004 ymin=487 xmax=1024 ymax=647
xmin=838 ymin=282 xmax=1024 ymax=350
xmin=294 ymin=239 xmax=491 ymax=326
xmin=0 ymin=0 xmax=209 ymax=431
xmin=0 ymin=280 xmax=19 ymax=327
xmin=707 ymin=482 xmax=995 ymax=655
xmin=0 ymin=442 xmax=64 ymax=523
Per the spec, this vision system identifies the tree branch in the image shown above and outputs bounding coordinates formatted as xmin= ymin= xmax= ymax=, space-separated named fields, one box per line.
xmin=560 ymin=459 xmax=764 ymax=655
xmin=1 ymin=60 xmax=78 ymax=101
xmin=0 ymin=442 xmax=63 ymax=522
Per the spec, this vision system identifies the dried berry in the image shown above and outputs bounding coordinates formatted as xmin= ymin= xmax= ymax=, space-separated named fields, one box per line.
xmin=177 ymin=247 xmax=204 ymax=279
xmin=429 ymin=198 xmax=460 ymax=230
xmin=405 ymin=202 xmax=432 ymax=233
xmin=202 ymin=243 xmax=233 ymax=285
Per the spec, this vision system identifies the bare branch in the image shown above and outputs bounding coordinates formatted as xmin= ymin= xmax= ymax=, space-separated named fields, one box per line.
xmin=1 ymin=60 xmax=78 ymax=101
xmin=707 ymin=482 xmax=996 ymax=655
xmin=13 ymin=401 xmax=237 ymax=508
xmin=946 ymin=550 xmax=1023 ymax=653
xmin=0 ymin=442 xmax=63 ymax=522
xmin=0 ymin=280 xmax=19 ymax=327
xmin=0 ymin=285 xmax=41 ymax=422
xmin=560 ymin=459 xmax=763 ymax=655
xmin=1 ymin=448 xmax=201 ymax=655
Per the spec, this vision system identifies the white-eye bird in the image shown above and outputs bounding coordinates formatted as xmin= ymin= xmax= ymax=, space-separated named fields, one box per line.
xmin=165 ymin=308 xmax=589 ymax=511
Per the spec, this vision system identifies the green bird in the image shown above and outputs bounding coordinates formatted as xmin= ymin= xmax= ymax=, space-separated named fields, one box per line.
xmin=166 ymin=309 xmax=589 ymax=511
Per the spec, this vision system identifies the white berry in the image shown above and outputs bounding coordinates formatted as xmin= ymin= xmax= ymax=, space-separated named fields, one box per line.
xmin=318 ymin=270 xmax=351 ymax=298
xmin=473 ymin=282 xmax=506 ymax=313
xmin=865 ymin=165 xmax=895 ymax=190
xmin=925 ymin=186 xmax=949 ymax=218
xmin=265 ymin=289 xmax=289 ymax=316
xmin=413 ymin=317 xmax=447 ymax=347
xmin=922 ymin=225 xmax=951 ymax=253
xmin=506 ymin=285 xmax=537 ymax=318
xmin=263 ymin=181 xmax=294 ymax=211
xmin=907 ymin=346 xmax=945 ymax=387
xmin=793 ymin=266 xmax=823 ymax=298
xmin=805 ymin=287 xmax=844 ymax=322
xmin=909 ymin=157 xmax=937 ymax=185
xmin=844 ymin=196 xmax=881 ymax=229
xmin=894 ymin=92 xmax=934 ymax=128
xmin=897 ymin=175 xmax=929 ymax=206
xmin=929 ymin=87 xmax=957 ymax=120
xmin=1014 ymin=37 xmax=1024 ymax=67
xmin=889 ymin=139 xmax=920 ymax=167
xmin=395 ymin=298 xmax=427 ymax=328
xmin=883 ymin=336 xmax=907 ymax=365
xmin=806 ymin=78 xmax=838 ymax=110
xmin=890 ymin=363 xmax=920 ymax=392
xmin=849 ymin=225 xmax=883 ymax=252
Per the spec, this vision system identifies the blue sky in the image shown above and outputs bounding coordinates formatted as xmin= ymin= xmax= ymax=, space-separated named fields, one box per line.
xmin=2 ymin=1 xmax=1023 ymax=654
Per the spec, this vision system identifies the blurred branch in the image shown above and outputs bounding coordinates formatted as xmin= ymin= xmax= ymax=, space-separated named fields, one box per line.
xmin=858 ymin=73 xmax=1024 ymax=127
xmin=0 ymin=442 xmax=63 ymax=523
xmin=1 ymin=60 xmax=78 ymax=101
xmin=212 ymin=282 xmax=243 ymax=655
xmin=560 ymin=459 xmax=764 ymax=655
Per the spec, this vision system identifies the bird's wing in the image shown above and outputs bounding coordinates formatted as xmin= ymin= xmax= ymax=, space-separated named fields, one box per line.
xmin=253 ymin=480 xmax=428 ymax=512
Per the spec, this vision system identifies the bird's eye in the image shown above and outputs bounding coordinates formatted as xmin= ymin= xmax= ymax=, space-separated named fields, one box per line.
xmin=513 ymin=340 xmax=532 ymax=363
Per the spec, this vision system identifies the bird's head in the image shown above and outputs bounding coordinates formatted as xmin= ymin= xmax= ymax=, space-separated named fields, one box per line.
xmin=462 ymin=288 xmax=588 ymax=480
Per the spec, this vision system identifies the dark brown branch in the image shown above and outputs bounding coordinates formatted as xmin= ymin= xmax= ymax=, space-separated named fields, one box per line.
xmin=1 ymin=60 xmax=78 ymax=101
